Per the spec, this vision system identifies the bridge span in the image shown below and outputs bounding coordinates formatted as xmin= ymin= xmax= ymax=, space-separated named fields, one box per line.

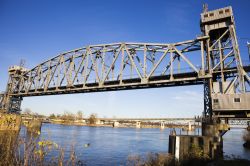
xmin=0 ymin=6 xmax=250 ymax=120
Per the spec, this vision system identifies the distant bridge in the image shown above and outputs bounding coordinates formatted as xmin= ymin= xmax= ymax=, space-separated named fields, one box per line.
xmin=228 ymin=118 xmax=250 ymax=128
xmin=21 ymin=114 xmax=249 ymax=128
xmin=95 ymin=118 xmax=194 ymax=121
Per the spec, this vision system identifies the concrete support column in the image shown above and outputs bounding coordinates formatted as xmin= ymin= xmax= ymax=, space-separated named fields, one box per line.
xmin=201 ymin=123 xmax=229 ymax=137
xmin=201 ymin=123 xmax=229 ymax=158
xmin=169 ymin=135 xmax=213 ymax=161
xmin=113 ymin=121 xmax=119 ymax=128
xmin=188 ymin=121 xmax=192 ymax=131
xmin=136 ymin=121 xmax=141 ymax=128
xmin=169 ymin=123 xmax=230 ymax=160
xmin=160 ymin=121 xmax=165 ymax=129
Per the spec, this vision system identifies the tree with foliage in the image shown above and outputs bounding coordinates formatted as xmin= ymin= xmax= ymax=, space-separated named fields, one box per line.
xmin=88 ymin=113 xmax=97 ymax=124
xmin=49 ymin=114 xmax=56 ymax=119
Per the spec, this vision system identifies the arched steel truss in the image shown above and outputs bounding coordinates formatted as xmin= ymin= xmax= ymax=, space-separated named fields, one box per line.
xmin=7 ymin=37 xmax=212 ymax=96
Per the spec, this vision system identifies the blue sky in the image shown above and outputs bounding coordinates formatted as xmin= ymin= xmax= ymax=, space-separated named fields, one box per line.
xmin=1 ymin=0 xmax=250 ymax=117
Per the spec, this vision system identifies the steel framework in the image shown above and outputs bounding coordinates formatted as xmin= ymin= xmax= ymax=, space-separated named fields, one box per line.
xmin=6 ymin=37 xmax=210 ymax=96
xmin=0 ymin=6 xmax=250 ymax=119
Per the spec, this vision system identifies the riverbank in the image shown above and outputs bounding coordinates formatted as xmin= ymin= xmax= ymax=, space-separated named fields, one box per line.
xmin=127 ymin=152 xmax=250 ymax=166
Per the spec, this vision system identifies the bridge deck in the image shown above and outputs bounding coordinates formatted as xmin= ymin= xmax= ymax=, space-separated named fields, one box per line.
xmin=15 ymin=71 xmax=205 ymax=97
xmin=11 ymin=65 xmax=250 ymax=97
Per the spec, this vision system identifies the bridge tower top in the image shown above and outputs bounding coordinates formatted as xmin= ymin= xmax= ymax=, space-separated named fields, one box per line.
xmin=8 ymin=66 xmax=28 ymax=77
xmin=200 ymin=6 xmax=234 ymax=36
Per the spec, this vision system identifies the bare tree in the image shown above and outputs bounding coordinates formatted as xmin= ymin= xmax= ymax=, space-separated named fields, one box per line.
xmin=76 ymin=111 xmax=83 ymax=120
xmin=60 ymin=111 xmax=75 ymax=122
xmin=49 ymin=113 xmax=56 ymax=119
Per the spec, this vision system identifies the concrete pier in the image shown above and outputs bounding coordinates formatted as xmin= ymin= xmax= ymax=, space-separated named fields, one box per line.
xmin=160 ymin=121 xmax=165 ymax=129
xmin=201 ymin=123 xmax=229 ymax=137
xmin=113 ymin=121 xmax=119 ymax=128
xmin=169 ymin=135 xmax=213 ymax=160
xmin=168 ymin=123 xmax=230 ymax=160
xmin=188 ymin=121 xmax=192 ymax=131
xmin=136 ymin=121 xmax=141 ymax=128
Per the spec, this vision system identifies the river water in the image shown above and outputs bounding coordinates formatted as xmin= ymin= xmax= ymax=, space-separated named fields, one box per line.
xmin=20 ymin=123 xmax=250 ymax=165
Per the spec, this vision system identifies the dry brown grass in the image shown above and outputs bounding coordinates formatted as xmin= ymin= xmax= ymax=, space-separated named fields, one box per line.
xmin=126 ymin=152 xmax=250 ymax=166
xmin=126 ymin=153 xmax=176 ymax=166
xmin=0 ymin=131 xmax=85 ymax=166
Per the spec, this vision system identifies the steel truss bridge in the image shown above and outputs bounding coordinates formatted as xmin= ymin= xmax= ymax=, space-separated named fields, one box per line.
xmin=228 ymin=119 xmax=250 ymax=128
xmin=0 ymin=6 xmax=250 ymax=121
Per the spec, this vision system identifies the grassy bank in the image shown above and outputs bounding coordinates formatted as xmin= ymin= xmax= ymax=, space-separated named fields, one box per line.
xmin=0 ymin=130 xmax=85 ymax=166
xmin=127 ymin=153 xmax=250 ymax=166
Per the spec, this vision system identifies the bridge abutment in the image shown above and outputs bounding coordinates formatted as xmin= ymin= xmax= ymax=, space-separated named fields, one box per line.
xmin=168 ymin=122 xmax=230 ymax=160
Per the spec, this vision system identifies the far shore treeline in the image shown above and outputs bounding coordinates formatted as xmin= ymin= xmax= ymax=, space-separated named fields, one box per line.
xmin=21 ymin=108 xmax=98 ymax=124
